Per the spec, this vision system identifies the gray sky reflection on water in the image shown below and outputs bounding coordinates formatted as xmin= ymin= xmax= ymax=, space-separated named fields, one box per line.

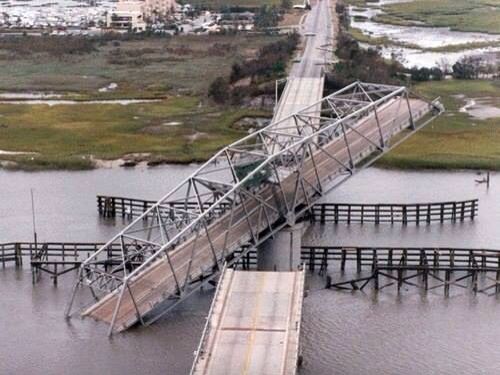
xmin=1 ymin=167 xmax=499 ymax=374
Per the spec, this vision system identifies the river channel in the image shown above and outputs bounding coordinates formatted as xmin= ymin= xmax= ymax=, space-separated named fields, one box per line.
xmin=0 ymin=166 xmax=499 ymax=374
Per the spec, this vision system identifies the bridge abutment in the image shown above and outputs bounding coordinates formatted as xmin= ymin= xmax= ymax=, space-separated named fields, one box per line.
xmin=257 ymin=223 xmax=305 ymax=271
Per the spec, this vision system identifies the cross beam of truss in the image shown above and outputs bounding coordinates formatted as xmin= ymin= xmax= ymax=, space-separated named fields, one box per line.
xmin=65 ymin=81 xmax=443 ymax=334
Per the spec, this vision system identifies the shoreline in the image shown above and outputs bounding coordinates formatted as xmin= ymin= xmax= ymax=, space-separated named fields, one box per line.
xmin=2 ymin=153 xmax=499 ymax=173
xmin=2 ymin=79 xmax=499 ymax=173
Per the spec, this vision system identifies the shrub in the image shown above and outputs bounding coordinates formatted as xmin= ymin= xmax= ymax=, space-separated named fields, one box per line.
xmin=208 ymin=77 xmax=230 ymax=104
xmin=452 ymin=56 xmax=482 ymax=79
xmin=254 ymin=5 xmax=282 ymax=29
xmin=0 ymin=35 xmax=96 ymax=56
xmin=229 ymin=33 xmax=299 ymax=82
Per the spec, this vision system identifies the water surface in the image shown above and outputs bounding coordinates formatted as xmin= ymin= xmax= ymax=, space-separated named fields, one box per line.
xmin=1 ymin=167 xmax=499 ymax=374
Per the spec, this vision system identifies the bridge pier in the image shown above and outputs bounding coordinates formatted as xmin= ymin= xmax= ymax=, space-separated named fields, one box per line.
xmin=257 ymin=223 xmax=305 ymax=271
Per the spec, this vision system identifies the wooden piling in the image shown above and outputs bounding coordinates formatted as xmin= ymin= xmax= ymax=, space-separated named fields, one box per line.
xmin=309 ymin=248 xmax=315 ymax=271
xmin=356 ymin=248 xmax=361 ymax=273
xmin=341 ymin=249 xmax=346 ymax=272
xmin=373 ymin=268 xmax=379 ymax=290
xmin=472 ymin=270 xmax=478 ymax=294
xmin=15 ymin=243 xmax=22 ymax=267
xmin=445 ymin=270 xmax=451 ymax=297
xmin=496 ymin=258 xmax=500 ymax=294
xmin=397 ymin=268 xmax=403 ymax=291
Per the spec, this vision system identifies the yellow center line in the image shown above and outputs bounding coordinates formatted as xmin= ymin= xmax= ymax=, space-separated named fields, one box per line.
xmin=242 ymin=272 xmax=267 ymax=374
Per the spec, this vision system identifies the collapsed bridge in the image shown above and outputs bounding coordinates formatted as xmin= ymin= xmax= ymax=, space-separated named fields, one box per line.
xmin=65 ymin=81 xmax=443 ymax=335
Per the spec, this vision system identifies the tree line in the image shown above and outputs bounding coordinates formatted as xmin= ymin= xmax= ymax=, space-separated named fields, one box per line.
xmin=208 ymin=33 xmax=299 ymax=104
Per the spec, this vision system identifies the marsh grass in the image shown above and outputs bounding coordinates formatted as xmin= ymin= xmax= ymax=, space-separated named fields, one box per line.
xmin=0 ymin=97 xmax=270 ymax=169
xmin=0 ymin=34 xmax=283 ymax=97
xmin=378 ymin=80 xmax=500 ymax=170
xmin=375 ymin=0 xmax=500 ymax=34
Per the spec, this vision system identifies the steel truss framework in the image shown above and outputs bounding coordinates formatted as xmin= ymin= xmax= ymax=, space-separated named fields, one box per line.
xmin=65 ymin=81 xmax=443 ymax=334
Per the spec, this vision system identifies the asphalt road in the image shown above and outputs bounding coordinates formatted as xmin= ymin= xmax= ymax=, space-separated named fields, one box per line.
xmin=273 ymin=0 xmax=333 ymax=125
xmin=191 ymin=269 xmax=305 ymax=375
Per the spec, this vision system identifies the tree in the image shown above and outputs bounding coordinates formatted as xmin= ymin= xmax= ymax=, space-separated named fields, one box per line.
xmin=436 ymin=57 xmax=451 ymax=75
xmin=230 ymin=63 xmax=243 ymax=83
xmin=453 ymin=56 xmax=482 ymax=79
xmin=208 ymin=77 xmax=230 ymax=104
xmin=410 ymin=66 xmax=431 ymax=82
xmin=254 ymin=5 xmax=281 ymax=29
xmin=430 ymin=67 xmax=444 ymax=81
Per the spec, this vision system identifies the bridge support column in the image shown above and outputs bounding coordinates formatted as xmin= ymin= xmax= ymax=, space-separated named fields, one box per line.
xmin=258 ymin=223 xmax=305 ymax=272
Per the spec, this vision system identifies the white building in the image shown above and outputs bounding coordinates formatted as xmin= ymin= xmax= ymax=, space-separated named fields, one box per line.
xmin=108 ymin=0 xmax=177 ymax=31
xmin=107 ymin=1 xmax=147 ymax=31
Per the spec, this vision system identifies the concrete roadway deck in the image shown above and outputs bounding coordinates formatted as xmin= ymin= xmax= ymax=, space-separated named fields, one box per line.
xmin=273 ymin=0 xmax=332 ymax=142
xmin=191 ymin=268 xmax=305 ymax=375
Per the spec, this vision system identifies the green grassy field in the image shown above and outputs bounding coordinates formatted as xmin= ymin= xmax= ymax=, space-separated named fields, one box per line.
xmin=375 ymin=0 xmax=500 ymax=34
xmin=0 ymin=97 xmax=269 ymax=170
xmin=0 ymin=33 xmax=285 ymax=170
xmin=3 ymin=80 xmax=498 ymax=171
xmin=378 ymin=80 xmax=500 ymax=171
xmin=0 ymin=34 xmax=282 ymax=97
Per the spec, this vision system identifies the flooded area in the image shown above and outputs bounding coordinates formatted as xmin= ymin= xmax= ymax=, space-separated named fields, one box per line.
xmin=349 ymin=1 xmax=500 ymax=68
xmin=0 ymin=98 xmax=162 ymax=105
xmin=376 ymin=44 xmax=500 ymax=69
xmin=459 ymin=97 xmax=500 ymax=120
xmin=0 ymin=92 xmax=63 ymax=99
xmin=1 ymin=166 xmax=500 ymax=374
xmin=0 ymin=91 xmax=163 ymax=105
xmin=0 ymin=165 xmax=199 ymax=242
xmin=352 ymin=19 xmax=500 ymax=49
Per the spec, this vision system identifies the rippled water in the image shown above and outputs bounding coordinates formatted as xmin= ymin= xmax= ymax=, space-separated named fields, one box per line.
xmin=301 ymin=281 xmax=500 ymax=375
xmin=0 ymin=165 xmax=198 ymax=242
xmin=1 ymin=167 xmax=499 ymax=374
xmin=300 ymin=169 xmax=500 ymax=374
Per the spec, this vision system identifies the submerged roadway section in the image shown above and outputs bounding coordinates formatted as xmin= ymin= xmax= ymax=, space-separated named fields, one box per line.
xmin=191 ymin=268 xmax=305 ymax=375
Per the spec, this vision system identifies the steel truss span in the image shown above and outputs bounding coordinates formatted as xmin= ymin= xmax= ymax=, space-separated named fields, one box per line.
xmin=65 ymin=82 xmax=443 ymax=334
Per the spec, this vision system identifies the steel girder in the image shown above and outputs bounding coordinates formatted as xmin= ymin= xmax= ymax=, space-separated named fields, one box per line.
xmin=65 ymin=81 xmax=443 ymax=333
